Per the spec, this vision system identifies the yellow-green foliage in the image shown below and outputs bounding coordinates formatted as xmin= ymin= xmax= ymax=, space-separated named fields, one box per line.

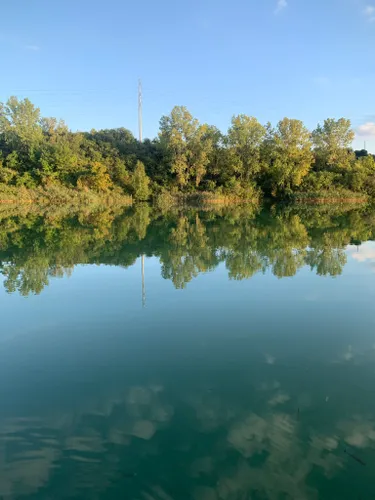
xmin=2 ymin=204 xmax=374 ymax=295
xmin=1 ymin=96 xmax=374 ymax=203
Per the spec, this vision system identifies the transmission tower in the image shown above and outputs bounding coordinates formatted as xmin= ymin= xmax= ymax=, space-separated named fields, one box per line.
xmin=138 ymin=79 xmax=143 ymax=143
xmin=141 ymin=255 xmax=146 ymax=308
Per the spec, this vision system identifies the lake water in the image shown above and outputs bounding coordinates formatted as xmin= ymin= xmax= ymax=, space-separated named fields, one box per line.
xmin=1 ymin=205 xmax=375 ymax=499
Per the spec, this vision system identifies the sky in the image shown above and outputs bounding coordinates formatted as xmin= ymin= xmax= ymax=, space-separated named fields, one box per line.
xmin=1 ymin=0 xmax=375 ymax=151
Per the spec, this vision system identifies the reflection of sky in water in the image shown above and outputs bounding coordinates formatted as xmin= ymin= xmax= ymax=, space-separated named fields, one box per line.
xmin=348 ymin=241 xmax=375 ymax=266
xmin=1 ymin=240 xmax=375 ymax=497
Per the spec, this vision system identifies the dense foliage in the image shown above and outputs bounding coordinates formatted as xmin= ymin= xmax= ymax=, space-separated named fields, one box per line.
xmin=1 ymin=97 xmax=374 ymax=202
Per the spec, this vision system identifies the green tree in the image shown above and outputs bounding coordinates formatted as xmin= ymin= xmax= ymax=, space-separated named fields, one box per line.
xmin=0 ymin=97 xmax=43 ymax=154
xmin=77 ymin=161 xmax=113 ymax=192
xmin=347 ymin=155 xmax=375 ymax=195
xmin=189 ymin=123 xmax=213 ymax=187
xmin=312 ymin=118 xmax=355 ymax=170
xmin=138 ymin=138 xmax=167 ymax=183
xmin=0 ymin=95 xmax=373 ymax=201
xmin=0 ymin=153 xmax=16 ymax=184
xmin=159 ymin=106 xmax=198 ymax=189
xmin=268 ymin=118 xmax=313 ymax=196
xmin=159 ymin=106 xmax=212 ymax=189
xmin=201 ymin=125 xmax=225 ymax=188
xmin=357 ymin=154 xmax=375 ymax=171
xmin=227 ymin=115 xmax=266 ymax=183
xmin=87 ymin=127 xmax=138 ymax=160
xmin=40 ymin=117 xmax=69 ymax=142
xmin=132 ymin=161 xmax=150 ymax=201
xmin=5 ymin=151 xmax=21 ymax=171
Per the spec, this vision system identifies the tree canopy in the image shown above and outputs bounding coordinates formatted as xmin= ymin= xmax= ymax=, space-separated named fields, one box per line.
xmin=1 ymin=96 xmax=373 ymax=202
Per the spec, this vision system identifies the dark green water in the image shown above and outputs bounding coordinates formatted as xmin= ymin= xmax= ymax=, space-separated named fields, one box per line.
xmin=1 ymin=205 xmax=375 ymax=499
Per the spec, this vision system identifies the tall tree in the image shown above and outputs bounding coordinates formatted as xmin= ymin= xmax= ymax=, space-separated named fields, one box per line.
xmin=159 ymin=106 xmax=198 ymax=189
xmin=269 ymin=118 xmax=313 ymax=196
xmin=312 ymin=118 xmax=355 ymax=170
xmin=159 ymin=106 xmax=212 ymax=189
xmin=188 ymin=123 xmax=213 ymax=187
xmin=0 ymin=97 xmax=43 ymax=154
xmin=132 ymin=161 xmax=150 ymax=201
xmin=227 ymin=115 xmax=266 ymax=183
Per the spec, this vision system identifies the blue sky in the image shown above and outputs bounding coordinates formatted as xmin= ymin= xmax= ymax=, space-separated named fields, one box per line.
xmin=1 ymin=0 xmax=375 ymax=151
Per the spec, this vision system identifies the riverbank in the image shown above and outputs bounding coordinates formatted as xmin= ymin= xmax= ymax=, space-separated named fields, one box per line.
xmin=154 ymin=190 xmax=261 ymax=211
xmin=0 ymin=185 xmax=132 ymax=208
xmin=288 ymin=189 xmax=368 ymax=205
xmin=0 ymin=185 xmax=369 ymax=213
xmin=155 ymin=189 xmax=369 ymax=210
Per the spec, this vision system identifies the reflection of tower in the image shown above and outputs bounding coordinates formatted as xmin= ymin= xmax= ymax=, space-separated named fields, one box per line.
xmin=141 ymin=255 xmax=146 ymax=308
xmin=138 ymin=79 xmax=146 ymax=307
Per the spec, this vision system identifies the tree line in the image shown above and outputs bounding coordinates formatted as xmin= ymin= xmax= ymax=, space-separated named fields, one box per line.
xmin=1 ymin=96 xmax=374 ymax=202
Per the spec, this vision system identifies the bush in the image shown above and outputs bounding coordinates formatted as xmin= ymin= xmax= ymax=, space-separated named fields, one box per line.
xmin=155 ymin=190 xmax=177 ymax=212
xmin=16 ymin=172 xmax=37 ymax=189
xmin=0 ymin=167 xmax=17 ymax=184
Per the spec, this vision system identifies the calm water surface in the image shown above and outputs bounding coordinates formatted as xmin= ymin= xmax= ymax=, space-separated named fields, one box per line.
xmin=1 ymin=205 xmax=375 ymax=499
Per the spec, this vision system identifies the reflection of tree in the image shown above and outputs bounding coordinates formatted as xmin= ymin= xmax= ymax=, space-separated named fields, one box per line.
xmin=263 ymin=215 xmax=309 ymax=278
xmin=0 ymin=209 xmax=144 ymax=295
xmin=0 ymin=205 xmax=374 ymax=295
xmin=225 ymin=249 xmax=263 ymax=280
xmin=306 ymin=248 xmax=347 ymax=276
xmin=2 ymin=258 xmax=50 ymax=296
xmin=305 ymin=232 xmax=348 ymax=276
xmin=132 ymin=204 xmax=151 ymax=240
xmin=160 ymin=215 xmax=219 ymax=289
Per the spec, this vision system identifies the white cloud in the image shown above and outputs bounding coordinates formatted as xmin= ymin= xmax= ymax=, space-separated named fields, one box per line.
xmin=275 ymin=0 xmax=288 ymax=14
xmin=258 ymin=380 xmax=280 ymax=391
xmin=357 ymin=122 xmax=375 ymax=137
xmin=332 ymin=344 xmax=355 ymax=363
xmin=268 ymin=392 xmax=290 ymax=406
xmin=350 ymin=244 xmax=375 ymax=262
xmin=25 ymin=44 xmax=40 ymax=51
xmin=339 ymin=416 xmax=375 ymax=449
xmin=343 ymin=345 xmax=353 ymax=361
xmin=364 ymin=5 xmax=375 ymax=15
xmin=363 ymin=5 xmax=375 ymax=22
xmin=265 ymin=353 xmax=275 ymax=365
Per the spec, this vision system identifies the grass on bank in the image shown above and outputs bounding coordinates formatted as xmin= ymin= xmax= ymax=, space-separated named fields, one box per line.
xmin=289 ymin=189 xmax=368 ymax=204
xmin=0 ymin=184 xmax=132 ymax=207
xmin=0 ymin=183 xmax=369 ymax=217
xmin=154 ymin=185 xmax=262 ymax=211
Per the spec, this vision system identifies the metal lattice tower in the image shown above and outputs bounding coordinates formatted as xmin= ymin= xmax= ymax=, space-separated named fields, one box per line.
xmin=141 ymin=255 xmax=146 ymax=308
xmin=138 ymin=79 xmax=143 ymax=143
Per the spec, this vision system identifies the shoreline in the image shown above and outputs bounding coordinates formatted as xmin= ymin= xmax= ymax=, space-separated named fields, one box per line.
xmin=0 ymin=186 xmax=369 ymax=208
xmin=0 ymin=197 xmax=368 ymax=207
xmin=291 ymin=198 xmax=368 ymax=204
